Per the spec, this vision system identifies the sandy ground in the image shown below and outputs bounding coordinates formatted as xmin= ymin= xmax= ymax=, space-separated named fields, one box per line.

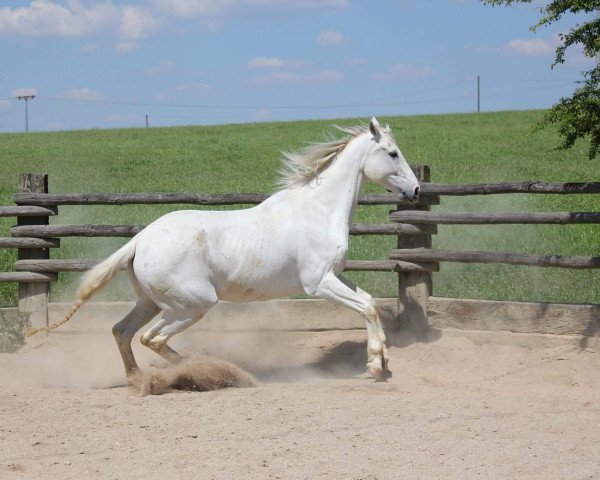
xmin=1 ymin=311 xmax=599 ymax=480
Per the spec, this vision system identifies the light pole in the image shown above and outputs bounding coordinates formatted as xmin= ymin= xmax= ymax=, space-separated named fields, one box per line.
xmin=16 ymin=95 xmax=35 ymax=132
xmin=477 ymin=75 xmax=480 ymax=113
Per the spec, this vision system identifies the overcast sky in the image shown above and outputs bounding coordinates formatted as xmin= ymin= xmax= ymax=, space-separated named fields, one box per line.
xmin=0 ymin=0 xmax=594 ymax=132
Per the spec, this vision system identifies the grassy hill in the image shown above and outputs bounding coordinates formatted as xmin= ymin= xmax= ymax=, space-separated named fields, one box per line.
xmin=0 ymin=110 xmax=599 ymax=305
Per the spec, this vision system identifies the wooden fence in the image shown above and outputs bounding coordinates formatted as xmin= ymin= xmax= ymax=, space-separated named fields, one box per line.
xmin=1 ymin=170 xmax=436 ymax=330
xmin=391 ymin=179 xmax=600 ymax=338
xmin=1 ymin=172 xmax=599 ymax=339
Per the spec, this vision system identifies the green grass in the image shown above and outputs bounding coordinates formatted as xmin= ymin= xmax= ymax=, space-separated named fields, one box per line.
xmin=0 ymin=110 xmax=599 ymax=306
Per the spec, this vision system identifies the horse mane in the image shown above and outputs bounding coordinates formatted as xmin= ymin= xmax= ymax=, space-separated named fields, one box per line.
xmin=276 ymin=125 xmax=369 ymax=190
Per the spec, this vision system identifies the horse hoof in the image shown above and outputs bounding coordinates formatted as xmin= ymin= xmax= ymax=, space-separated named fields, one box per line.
xmin=367 ymin=353 xmax=392 ymax=381
xmin=367 ymin=360 xmax=392 ymax=381
xmin=367 ymin=363 xmax=383 ymax=379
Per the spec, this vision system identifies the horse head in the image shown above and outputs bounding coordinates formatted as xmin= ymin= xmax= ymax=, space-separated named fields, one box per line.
xmin=362 ymin=117 xmax=420 ymax=202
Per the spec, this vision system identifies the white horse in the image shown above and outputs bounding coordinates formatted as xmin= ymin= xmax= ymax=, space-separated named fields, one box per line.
xmin=67 ymin=117 xmax=420 ymax=380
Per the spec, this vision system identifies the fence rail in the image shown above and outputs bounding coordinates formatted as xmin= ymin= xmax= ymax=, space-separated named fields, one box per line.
xmin=12 ymin=258 xmax=439 ymax=274
xmin=12 ymin=182 xmax=600 ymax=208
xmin=0 ymin=237 xmax=60 ymax=248
xmin=10 ymin=223 xmax=436 ymax=238
xmin=0 ymin=272 xmax=57 ymax=283
xmin=0 ymin=206 xmax=57 ymax=217
xmin=390 ymin=211 xmax=600 ymax=225
xmin=13 ymin=192 xmax=439 ymax=207
xmin=420 ymin=181 xmax=600 ymax=195
xmin=390 ymin=248 xmax=600 ymax=269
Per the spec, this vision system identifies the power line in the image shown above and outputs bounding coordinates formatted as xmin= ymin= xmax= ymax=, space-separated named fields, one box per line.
xmin=37 ymin=78 xmax=478 ymax=111
xmin=482 ymin=76 xmax=579 ymax=84
xmin=2 ymin=75 xmax=582 ymax=132
xmin=37 ymin=93 xmax=471 ymax=112
xmin=18 ymin=73 xmax=575 ymax=115
xmin=484 ymin=83 xmax=577 ymax=99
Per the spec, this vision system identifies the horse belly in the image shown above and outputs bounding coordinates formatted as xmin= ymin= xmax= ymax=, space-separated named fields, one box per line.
xmin=213 ymin=253 xmax=303 ymax=302
xmin=218 ymin=281 xmax=300 ymax=302
xmin=217 ymin=270 xmax=303 ymax=302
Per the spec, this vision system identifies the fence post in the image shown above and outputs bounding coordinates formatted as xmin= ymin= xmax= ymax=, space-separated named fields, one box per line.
xmin=397 ymin=165 xmax=433 ymax=340
xmin=16 ymin=173 xmax=50 ymax=330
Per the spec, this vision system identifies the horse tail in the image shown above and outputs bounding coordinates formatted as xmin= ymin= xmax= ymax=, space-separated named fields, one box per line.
xmin=76 ymin=239 xmax=137 ymax=303
xmin=26 ymin=239 xmax=137 ymax=337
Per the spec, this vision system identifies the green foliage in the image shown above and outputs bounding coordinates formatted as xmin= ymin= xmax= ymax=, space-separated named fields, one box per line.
xmin=536 ymin=75 xmax=600 ymax=158
xmin=483 ymin=0 xmax=600 ymax=159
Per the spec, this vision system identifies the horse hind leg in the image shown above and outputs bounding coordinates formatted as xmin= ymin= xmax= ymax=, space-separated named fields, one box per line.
xmin=140 ymin=302 xmax=216 ymax=364
xmin=112 ymin=298 xmax=161 ymax=377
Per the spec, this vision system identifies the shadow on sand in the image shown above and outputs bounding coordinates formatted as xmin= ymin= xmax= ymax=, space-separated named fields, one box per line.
xmin=242 ymin=328 xmax=440 ymax=383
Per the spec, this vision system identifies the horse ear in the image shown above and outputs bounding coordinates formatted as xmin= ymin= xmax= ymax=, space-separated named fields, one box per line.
xmin=369 ymin=117 xmax=381 ymax=140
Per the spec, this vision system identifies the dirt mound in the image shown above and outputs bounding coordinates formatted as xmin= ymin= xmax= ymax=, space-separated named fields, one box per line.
xmin=130 ymin=356 xmax=257 ymax=395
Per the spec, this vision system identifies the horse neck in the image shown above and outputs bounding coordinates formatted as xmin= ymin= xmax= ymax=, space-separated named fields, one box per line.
xmin=300 ymin=133 xmax=368 ymax=228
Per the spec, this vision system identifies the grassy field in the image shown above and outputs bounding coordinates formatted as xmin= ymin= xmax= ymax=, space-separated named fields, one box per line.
xmin=0 ymin=110 xmax=599 ymax=306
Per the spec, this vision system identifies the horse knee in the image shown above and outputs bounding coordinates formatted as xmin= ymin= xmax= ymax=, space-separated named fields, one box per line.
xmin=362 ymin=299 xmax=378 ymax=322
xmin=112 ymin=322 xmax=124 ymax=338
xmin=112 ymin=322 xmax=130 ymax=345
xmin=140 ymin=331 xmax=167 ymax=351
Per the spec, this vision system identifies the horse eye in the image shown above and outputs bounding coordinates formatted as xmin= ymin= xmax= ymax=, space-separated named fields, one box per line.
xmin=389 ymin=151 xmax=399 ymax=158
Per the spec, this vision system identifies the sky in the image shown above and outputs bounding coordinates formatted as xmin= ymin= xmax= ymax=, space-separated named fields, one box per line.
xmin=0 ymin=0 xmax=595 ymax=132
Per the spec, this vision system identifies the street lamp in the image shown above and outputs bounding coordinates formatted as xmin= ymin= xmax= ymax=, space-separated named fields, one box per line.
xmin=16 ymin=95 xmax=36 ymax=132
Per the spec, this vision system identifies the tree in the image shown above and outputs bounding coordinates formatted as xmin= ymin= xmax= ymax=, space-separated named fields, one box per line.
xmin=483 ymin=0 xmax=600 ymax=159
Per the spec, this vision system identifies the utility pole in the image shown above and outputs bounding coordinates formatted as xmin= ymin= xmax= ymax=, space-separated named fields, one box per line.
xmin=16 ymin=95 xmax=35 ymax=132
xmin=477 ymin=75 xmax=480 ymax=113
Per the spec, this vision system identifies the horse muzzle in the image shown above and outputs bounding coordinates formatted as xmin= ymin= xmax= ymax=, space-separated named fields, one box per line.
xmin=400 ymin=185 xmax=420 ymax=202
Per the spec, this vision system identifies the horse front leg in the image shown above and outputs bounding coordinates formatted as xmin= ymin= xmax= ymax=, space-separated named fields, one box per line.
xmin=363 ymin=309 xmax=390 ymax=380
xmin=315 ymin=272 xmax=391 ymax=380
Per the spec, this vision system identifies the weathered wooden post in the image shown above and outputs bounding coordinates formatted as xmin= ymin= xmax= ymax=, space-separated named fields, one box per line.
xmin=16 ymin=173 xmax=50 ymax=330
xmin=395 ymin=165 xmax=435 ymax=340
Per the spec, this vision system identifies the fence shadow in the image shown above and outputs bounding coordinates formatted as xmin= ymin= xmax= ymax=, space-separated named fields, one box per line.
xmin=530 ymin=301 xmax=600 ymax=350
xmin=578 ymin=304 xmax=600 ymax=349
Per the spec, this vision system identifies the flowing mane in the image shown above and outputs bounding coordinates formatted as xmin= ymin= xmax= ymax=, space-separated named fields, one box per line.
xmin=276 ymin=125 xmax=368 ymax=189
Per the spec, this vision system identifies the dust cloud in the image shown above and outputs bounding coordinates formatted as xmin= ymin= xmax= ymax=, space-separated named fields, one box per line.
xmin=0 ymin=300 xmax=371 ymax=392
xmin=0 ymin=336 xmax=126 ymax=389
xmin=432 ymin=193 xmax=548 ymax=300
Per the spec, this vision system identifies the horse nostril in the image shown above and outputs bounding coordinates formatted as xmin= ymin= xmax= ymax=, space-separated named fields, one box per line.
xmin=414 ymin=186 xmax=420 ymax=199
